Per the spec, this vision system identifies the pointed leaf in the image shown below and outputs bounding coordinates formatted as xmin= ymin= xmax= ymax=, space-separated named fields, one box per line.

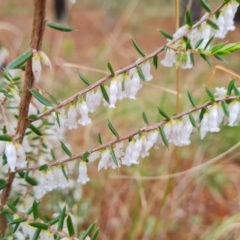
xmin=190 ymin=53 xmax=194 ymax=66
xmin=32 ymin=229 xmax=41 ymax=240
xmin=136 ymin=66 xmax=146 ymax=82
xmin=153 ymin=55 xmax=158 ymax=69
xmin=29 ymin=222 xmax=49 ymax=230
xmin=107 ymin=62 xmax=115 ymax=76
xmin=131 ymin=38 xmax=145 ymax=57
xmin=51 ymin=149 xmax=56 ymax=161
xmin=47 ymin=22 xmax=75 ymax=32
xmin=205 ymin=87 xmax=215 ymax=100
xmin=100 ymin=85 xmax=109 ymax=104
xmin=200 ymin=0 xmax=211 ymax=12
xmin=227 ymin=79 xmax=235 ymax=96
xmin=60 ymin=141 xmax=72 ymax=157
xmin=28 ymin=114 xmax=38 ymax=120
xmin=199 ymin=108 xmax=206 ymax=121
xmin=29 ymin=124 xmax=42 ymax=136
xmin=78 ymin=72 xmax=90 ymax=86
xmin=157 ymin=107 xmax=170 ymax=120
xmin=187 ymin=90 xmax=196 ymax=107
xmin=142 ymin=112 xmax=149 ymax=125
xmin=57 ymin=206 xmax=66 ymax=230
xmin=0 ymin=135 xmax=12 ymax=141
xmin=159 ymin=127 xmax=169 ymax=148
xmin=30 ymin=89 xmax=53 ymax=107
xmin=194 ymin=39 xmax=204 ymax=49
xmin=0 ymin=179 xmax=7 ymax=190
xmin=110 ymin=147 xmax=118 ymax=167
xmin=61 ymin=165 xmax=68 ymax=181
xmin=32 ymin=201 xmax=38 ymax=220
xmin=82 ymin=151 xmax=90 ymax=161
xmin=200 ymin=53 xmax=212 ymax=67
xmin=67 ymin=215 xmax=75 ymax=236
xmin=9 ymin=217 xmax=27 ymax=225
xmin=107 ymin=120 xmax=119 ymax=138
xmin=97 ymin=133 xmax=102 ymax=145
xmin=39 ymin=164 xmax=48 ymax=171
xmin=45 ymin=92 xmax=58 ymax=105
xmin=206 ymin=19 xmax=219 ymax=30
xmin=159 ymin=30 xmax=173 ymax=40
xmin=91 ymin=228 xmax=99 ymax=240
xmin=7 ymin=50 xmax=33 ymax=69
xmin=186 ymin=9 xmax=192 ymax=27
xmin=232 ymin=83 xmax=240 ymax=96
xmin=82 ymin=223 xmax=95 ymax=240
xmin=221 ymin=101 xmax=229 ymax=117
xmin=204 ymin=35 xmax=215 ymax=50
xmin=188 ymin=113 xmax=197 ymax=128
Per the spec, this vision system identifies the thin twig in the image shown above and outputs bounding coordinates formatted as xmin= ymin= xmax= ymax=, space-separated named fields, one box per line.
xmin=16 ymin=95 xmax=237 ymax=172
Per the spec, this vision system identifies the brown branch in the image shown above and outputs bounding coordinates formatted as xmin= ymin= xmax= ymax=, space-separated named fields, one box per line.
xmin=0 ymin=0 xmax=46 ymax=237
xmin=16 ymin=95 xmax=237 ymax=172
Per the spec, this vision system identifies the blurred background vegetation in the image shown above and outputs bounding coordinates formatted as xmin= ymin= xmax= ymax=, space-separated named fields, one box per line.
xmin=1 ymin=0 xmax=240 ymax=239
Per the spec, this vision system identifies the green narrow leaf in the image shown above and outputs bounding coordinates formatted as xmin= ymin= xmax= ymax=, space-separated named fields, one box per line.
xmin=0 ymin=179 xmax=7 ymax=190
xmin=7 ymin=202 xmax=17 ymax=213
xmin=100 ymin=85 xmax=109 ymax=104
xmin=57 ymin=206 xmax=66 ymax=231
xmin=205 ymin=87 xmax=215 ymax=100
xmin=187 ymin=90 xmax=196 ymax=107
xmin=39 ymin=164 xmax=48 ymax=171
xmin=9 ymin=217 xmax=27 ymax=225
xmin=200 ymin=0 xmax=211 ymax=12
xmin=227 ymin=79 xmax=235 ymax=96
xmin=107 ymin=120 xmax=119 ymax=138
xmin=159 ymin=127 xmax=169 ymax=148
xmin=214 ymin=54 xmax=227 ymax=64
xmin=0 ymin=209 xmax=11 ymax=216
xmin=107 ymin=62 xmax=115 ymax=76
xmin=47 ymin=22 xmax=75 ymax=32
xmin=97 ymin=133 xmax=102 ymax=145
xmin=142 ymin=112 xmax=149 ymax=125
xmin=221 ymin=101 xmax=229 ymax=117
xmin=51 ymin=149 xmax=56 ymax=161
xmin=157 ymin=107 xmax=170 ymax=120
xmin=12 ymin=197 xmax=20 ymax=206
xmin=30 ymin=89 xmax=53 ymax=107
xmin=136 ymin=66 xmax=146 ymax=82
xmin=3 ymin=71 xmax=12 ymax=81
xmin=82 ymin=223 xmax=96 ymax=240
xmin=204 ymin=35 xmax=215 ymax=50
xmin=45 ymin=92 xmax=58 ymax=105
xmin=110 ymin=147 xmax=118 ymax=167
xmin=200 ymin=53 xmax=212 ymax=67
xmin=28 ymin=124 xmax=42 ymax=136
xmin=32 ymin=201 xmax=38 ymax=220
xmin=78 ymin=72 xmax=90 ymax=86
xmin=131 ymin=38 xmax=145 ymax=57
xmin=32 ymin=229 xmax=41 ymax=240
xmin=159 ymin=30 xmax=173 ymax=40
xmin=206 ymin=19 xmax=220 ymax=30
xmin=194 ymin=39 xmax=204 ymax=49
xmin=7 ymin=50 xmax=33 ymax=69
xmin=190 ymin=53 xmax=194 ymax=66
xmin=48 ymin=216 xmax=59 ymax=226
xmin=13 ymin=223 xmax=20 ymax=233
xmin=60 ymin=141 xmax=72 ymax=157
xmin=82 ymin=151 xmax=90 ymax=161
xmin=0 ymin=135 xmax=12 ymax=141
xmin=67 ymin=215 xmax=75 ymax=236
xmin=18 ymin=171 xmax=38 ymax=186
xmin=91 ymin=228 xmax=99 ymax=240
xmin=232 ymin=83 xmax=240 ymax=96
xmin=153 ymin=55 xmax=158 ymax=69
xmin=188 ymin=113 xmax=197 ymax=128
xmin=28 ymin=114 xmax=38 ymax=120
xmin=185 ymin=9 xmax=192 ymax=27
xmin=29 ymin=222 xmax=49 ymax=230
xmin=61 ymin=165 xmax=68 ymax=181
xmin=199 ymin=108 xmax=206 ymax=121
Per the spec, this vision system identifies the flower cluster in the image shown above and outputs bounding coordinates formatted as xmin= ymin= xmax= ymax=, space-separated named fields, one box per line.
xmin=161 ymin=0 xmax=239 ymax=68
xmin=63 ymin=60 xmax=153 ymax=130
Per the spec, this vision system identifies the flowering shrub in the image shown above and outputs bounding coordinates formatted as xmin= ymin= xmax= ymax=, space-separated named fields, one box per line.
xmin=0 ymin=0 xmax=240 ymax=239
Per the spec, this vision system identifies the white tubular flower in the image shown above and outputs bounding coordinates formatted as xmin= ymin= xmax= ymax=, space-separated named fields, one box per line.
xmin=139 ymin=136 xmax=149 ymax=158
xmin=129 ymin=70 xmax=142 ymax=99
xmin=130 ymin=137 xmax=143 ymax=164
xmin=39 ymin=51 xmax=52 ymax=69
xmin=146 ymin=130 xmax=159 ymax=151
xmin=215 ymin=87 xmax=227 ymax=99
xmin=141 ymin=61 xmax=153 ymax=81
xmin=0 ymin=141 xmax=6 ymax=156
xmin=108 ymin=79 xmax=118 ymax=108
xmin=77 ymin=100 xmax=91 ymax=126
xmin=122 ymin=140 xmax=135 ymax=166
xmin=208 ymin=104 xmax=220 ymax=132
xmin=200 ymin=23 xmax=212 ymax=49
xmin=116 ymin=75 xmax=124 ymax=100
xmin=55 ymin=110 xmax=66 ymax=140
xmin=66 ymin=104 xmax=78 ymax=130
xmin=163 ymin=122 xmax=171 ymax=140
xmin=214 ymin=12 xmax=226 ymax=38
xmin=15 ymin=143 xmax=27 ymax=168
xmin=181 ymin=117 xmax=194 ymax=145
xmin=228 ymin=101 xmax=240 ymax=126
xmin=40 ymin=230 xmax=54 ymax=240
xmin=98 ymin=149 xmax=111 ymax=171
xmin=181 ymin=52 xmax=193 ymax=69
xmin=223 ymin=3 xmax=235 ymax=32
xmin=173 ymin=24 xmax=189 ymax=39
xmin=54 ymin=166 xmax=69 ymax=189
xmin=88 ymin=151 xmax=100 ymax=163
xmin=200 ymin=112 xmax=209 ymax=139
xmin=86 ymin=90 xmax=96 ymax=113
xmin=161 ymin=49 xmax=176 ymax=67
xmin=5 ymin=142 xmax=17 ymax=172
xmin=32 ymin=52 xmax=42 ymax=82
xmin=77 ymin=162 xmax=90 ymax=184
